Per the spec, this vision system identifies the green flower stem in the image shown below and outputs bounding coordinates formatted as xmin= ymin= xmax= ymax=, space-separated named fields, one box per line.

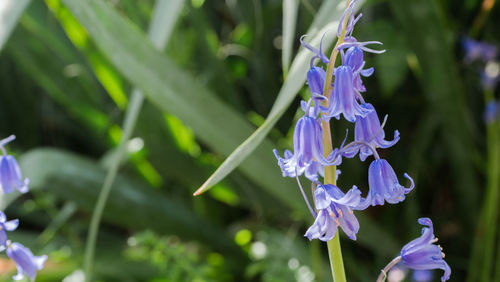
xmin=320 ymin=1 xmax=351 ymax=281
xmin=84 ymin=90 xmax=144 ymax=281
xmin=482 ymin=89 xmax=500 ymax=282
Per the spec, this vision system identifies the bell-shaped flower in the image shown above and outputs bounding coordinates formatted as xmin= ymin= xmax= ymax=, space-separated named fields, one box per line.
xmin=401 ymin=218 xmax=451 ymax=281
xmin=0 ymin=135 xmax=29 ymax=194
xmin=322 ymin=65 xmax=372 ymax=122
xmin=357 ymin=159 xmax=414 ymax=209
xmin=0 ymin=211 xmax=18 ymax=246
xmin=274 ymin=98 xmax=340 ymax=181
xmin=305 ymin=184 xmax=362 ymax=241
xmin=343 ymin=47 xmax=375 ymax=93
xmin=3 ymin=242 xmax=47 ymax=281
xmin=346 ymin=103 xmax=400 ymax=161
xmin=307 ymin=66 xmax=326 ymax=96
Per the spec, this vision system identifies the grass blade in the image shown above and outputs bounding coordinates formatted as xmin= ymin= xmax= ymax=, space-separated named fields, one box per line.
xmin=282 ymin=0 xmax=299 ymax=76
xmin=0 ymin=0 xmax=31 ymax=51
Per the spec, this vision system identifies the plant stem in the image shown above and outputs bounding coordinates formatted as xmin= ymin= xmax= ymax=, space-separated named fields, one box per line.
xmin=320 ymin=1 xmax=351 ymax=281
xmin=84 ymin=91 xmax=144 ymax=281
xmin=481 ymin=89 xmax=500 ymax=282
xmin=376 ymin=256 xmax=402 ymax=282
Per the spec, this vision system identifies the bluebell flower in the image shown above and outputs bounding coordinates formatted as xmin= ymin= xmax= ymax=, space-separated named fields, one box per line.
xmin=344 ymin=103 xmax=400 ymax=161
xmin=413 ymin=270 xmax=433 ymax=282
xmin=0 ymin=135 xmax=29 ymax=194
xmin=342 ymin=47 xmax=374 ymax=94
xmin=322 ymin=65 xmax=372 ymax=122
xmin=305 ymin=183 xmax=362 ymax=241
xmin=2 ymin=241 xmax=47 ymax=281
xmin=401 ymin=218 xmax=451 ymax=281
xmin=357 ymin=159 xmax=414 ymax=209
xmin=274 ymin=98 xmax=340 ymax=181
xmin=0 ymin=211 xmax=18 ymax=246
xmin=484 ymin=100 xmax=499 ymax=124
xmin=462 ymin=37 xmax=497 ymax=63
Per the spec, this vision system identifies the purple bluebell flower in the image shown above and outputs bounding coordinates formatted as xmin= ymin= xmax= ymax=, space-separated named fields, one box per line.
xmin=305 ymin=183 xmax=362 ymax=241
xmin=0 ymin=135 xmax=29 ymax=194
xmin=0 ymin=211 xmax=18 ymax=246
xmin=484 ymin=100 xmax=499 ymax=124
xmin=342 ymin=47 xmax=374 ymax=94
xmin=401 ymin=218 xmax=451 ymax=281
xmin=2 ymin=241 xmax=47 ymax=281
xmin=462 ymin=37 xmax=497 ymax=63
xmin=344 ymin=103 xmax=400 ymax=161
xmin=274 ymin=98 xmax=340 ymax=181
xmin=357 ymin=159 xmax=414 ymax=209
xmin=322 ymin=65 xmax=372 ymax=122
xmin=413 ymin=270 xmax=433 ymax=282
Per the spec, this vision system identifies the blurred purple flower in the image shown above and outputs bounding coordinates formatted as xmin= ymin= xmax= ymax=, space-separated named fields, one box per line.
xmin=305 ymin=183 xmax=362 ymax=241
xmin=401 ymin=218 xmax=451 ymax=282
xmin=462 ymin=37 xmax=497 ymax=63
xmin=0 ymin=211 xmax=18 ymax=247
xmin=3 ymin=242 xmax=47 ymax=281
xmin=0 ymin=135 xmax=29 ymax=194
xmin=413 ymin=270 xmax=433 ymax=282
xmin=357 ymin=159 xmax=414 ymax=209
xmin=484 ymin=100 xmax=499 ymax=124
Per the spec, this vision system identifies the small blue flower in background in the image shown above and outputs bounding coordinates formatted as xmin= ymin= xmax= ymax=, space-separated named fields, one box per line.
xmin=343 ymin=47 xmax=374 ymax=93
xmin=0 ymin=135 xmax=29 ymax=194
xmin=462 ymin=37 xmax=498 ymax=63
xmin=413 ymin=270 xmax=433 ymax=282
xmin=357 ymin=159 xmax=414 ymax=208
xmin=3 ymin=241 xmax=47 ymax=281
xmin=484 ymin=100 xmax=499 ymax=124
xmin=401 ymin=218 xmax=451 ymax=282
xmin=0 ymin=211 xmax=19 ymax=246
xmin=305 ymin=183 xmax=362 ymax=241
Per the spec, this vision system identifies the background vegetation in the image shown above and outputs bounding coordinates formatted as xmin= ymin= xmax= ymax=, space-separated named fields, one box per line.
xmin=0 ymin=0 xmax=498 ymax=281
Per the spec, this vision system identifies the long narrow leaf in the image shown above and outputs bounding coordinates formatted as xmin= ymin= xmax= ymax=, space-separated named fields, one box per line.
xmin=282 ymin=0 xmax=299 ymax=76
xmin=0 ymin=0 xmax=31 ymax=51
xmin=196 ymin=0 xmax=363 ymax=195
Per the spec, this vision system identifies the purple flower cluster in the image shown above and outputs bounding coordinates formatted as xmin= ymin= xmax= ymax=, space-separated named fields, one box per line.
xmin=462 ymin=37 xmax=500 ymax=92
xmin=273 ymin=1 xmax=450 ymax=280
xmin=0 ymin=135 xmax=47 ymax=281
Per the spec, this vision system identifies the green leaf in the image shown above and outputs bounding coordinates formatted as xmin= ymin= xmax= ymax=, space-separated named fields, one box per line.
xmin=282 ymin=0 xmax=299 ymax=76
xmin=0 ymin=0 xmax=31 ymax=51
xmin=61 ymin=0 xmax=306 ymax=213
xmin=19 ymin=148 xmax=243 ymax=257
xmin=196 ymin=0 xmax=364 ymax=195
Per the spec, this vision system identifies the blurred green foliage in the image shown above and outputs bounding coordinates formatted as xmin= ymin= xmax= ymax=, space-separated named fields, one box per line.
xmin=0 ymin=0 xmax=498 ymax=281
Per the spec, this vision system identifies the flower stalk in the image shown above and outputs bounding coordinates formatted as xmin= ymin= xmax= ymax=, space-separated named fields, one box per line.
xmin=322 ymin=1 xmax=352 ymax=281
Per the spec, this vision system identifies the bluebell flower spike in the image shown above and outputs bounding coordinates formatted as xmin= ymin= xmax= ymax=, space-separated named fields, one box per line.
xmin=401 ymin=218 xmax=451 ymax=281
xmin=0 ymin=135 xmax=29 ymax=194
xmin=0 ymin=211 xmax=19 ymax=247
xmin=305 ymin=184 xmax=361 ymax=241
xmin=5 ymin=241 xmax=47 ymax=281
